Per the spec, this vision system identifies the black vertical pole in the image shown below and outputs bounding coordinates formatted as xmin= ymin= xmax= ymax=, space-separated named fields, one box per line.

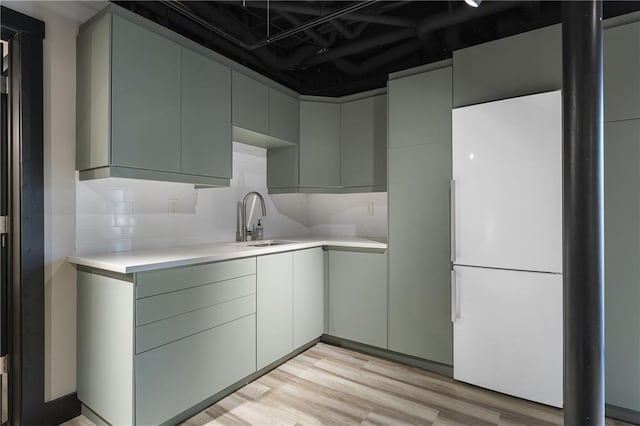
xmin=562 ymin=1 xmax=605 ymax=424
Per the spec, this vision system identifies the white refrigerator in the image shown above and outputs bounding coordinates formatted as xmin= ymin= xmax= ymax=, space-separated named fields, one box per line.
xmin=451 ymin=90 xmax=563 ymax=408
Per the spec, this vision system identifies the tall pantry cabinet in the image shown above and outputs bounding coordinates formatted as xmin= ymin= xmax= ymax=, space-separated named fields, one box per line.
xmin=387 ymin=62 xmax=454 ymax=367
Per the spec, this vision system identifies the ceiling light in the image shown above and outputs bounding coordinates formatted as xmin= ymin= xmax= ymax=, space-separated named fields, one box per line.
xmin=465 ymin=0 xmax=482 ymax=7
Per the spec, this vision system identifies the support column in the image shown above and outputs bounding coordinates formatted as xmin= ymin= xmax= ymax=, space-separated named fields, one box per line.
xmin=562 ymin=1 xmax=605 ymax=424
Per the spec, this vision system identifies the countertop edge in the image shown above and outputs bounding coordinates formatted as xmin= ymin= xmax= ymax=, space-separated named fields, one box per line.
xmin=68 ymin=238 xmax=387 ymax=274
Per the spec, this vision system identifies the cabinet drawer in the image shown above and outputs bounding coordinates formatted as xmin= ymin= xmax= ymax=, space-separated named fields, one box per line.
xmin=136 ymin=294 xmax=255 ymax=353
xmin=136 ymin=315 xmax=256 ymax=426
xmin=136 ymin=274 xmax=255 ymax=326
xmin=136 ymin=257 xmax=256 ymax=298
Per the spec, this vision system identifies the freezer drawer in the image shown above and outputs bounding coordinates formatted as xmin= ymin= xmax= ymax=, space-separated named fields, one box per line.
xmin=452 ymin=266 xmax=563 ymax=407
xmin=452 ymin=90 xmax=562 ymax=273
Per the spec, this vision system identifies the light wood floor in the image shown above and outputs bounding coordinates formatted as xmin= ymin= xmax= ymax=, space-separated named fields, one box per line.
xmin=64 ymin=342 xmax=635 ymax=426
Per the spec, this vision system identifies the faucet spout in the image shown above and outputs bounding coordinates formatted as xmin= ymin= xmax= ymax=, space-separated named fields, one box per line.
xmin=241 ymin=191 xmax=267 ymax=242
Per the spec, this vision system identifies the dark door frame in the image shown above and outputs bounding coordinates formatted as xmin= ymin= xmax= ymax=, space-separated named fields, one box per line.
xmin=2 ymin=7 xmax=80 ymax=425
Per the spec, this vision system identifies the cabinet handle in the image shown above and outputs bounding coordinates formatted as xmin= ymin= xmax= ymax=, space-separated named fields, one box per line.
xmin=451 ymin=270 xmax=459 ymax=323
xmin=450 ymin=179 xmax=456 ymax=264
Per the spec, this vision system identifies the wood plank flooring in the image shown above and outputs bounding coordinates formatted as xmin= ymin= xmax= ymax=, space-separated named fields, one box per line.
xmin=63 ymin=342 xmax=636 ymax=425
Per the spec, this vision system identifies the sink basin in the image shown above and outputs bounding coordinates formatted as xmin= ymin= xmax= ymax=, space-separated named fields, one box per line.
xmin=246 ymin=240 xmax=292 ymax=247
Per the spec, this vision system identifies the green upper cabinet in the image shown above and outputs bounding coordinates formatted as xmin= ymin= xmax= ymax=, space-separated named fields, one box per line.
xmin=232 ymin=72 xmax=299 ymax=147
xmin=388 ymin=68 xmax=451 ymax=148
xmin=340 ymin=94 xmax=387 ymax=191
xmin=299 ymin=100 xmax=342 ymax=189
xmin=270 ymin=88 xmax=300 ymax=144
xmin=452 ymin=24 xmax=561 ymax=108
xmin=232 ymin=71 xmax=270 ymax=135
xmin=181 ymin=48 xmax=232 ymax=179
xmin=76 ymin=7 xmax=232 ymax=186
xmin=111 ymin=14 xmax=181 ymax=172
xmin=604 ymin=21 xmax=640 ymax=123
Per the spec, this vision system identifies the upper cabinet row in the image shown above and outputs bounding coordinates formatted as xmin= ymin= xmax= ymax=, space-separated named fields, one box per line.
xmin=77 ymin=6 xmax=386 ymax=192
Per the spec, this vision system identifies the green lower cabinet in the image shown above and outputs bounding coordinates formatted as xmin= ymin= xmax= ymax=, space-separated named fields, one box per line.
xmin=257 ymin=252 xmax=294 ymax=369
xmin=293 ymin=248 xmax=325 ymax=348
xmin=328 ymin=250 xmax=387 ymax=349
xmin=135 ymin=315 xmax=256 ymax=425
xmin=604 ymin=119 xmax=640 ymax=412
xmin=387 ymin=144 xmax=452 ymax=366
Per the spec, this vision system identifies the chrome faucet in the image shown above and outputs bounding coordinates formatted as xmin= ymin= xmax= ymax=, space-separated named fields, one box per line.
xmin=241 ymin=191 xmax=266 ymax=242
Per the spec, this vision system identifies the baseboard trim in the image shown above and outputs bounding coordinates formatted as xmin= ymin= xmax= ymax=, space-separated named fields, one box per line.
xmin=321 ymin=334 xmax=454 ymax=377
xmin=45 ymin=392 xmax=81 ymax=425
xmin=606 ymin=403 xmax=640 ymax=424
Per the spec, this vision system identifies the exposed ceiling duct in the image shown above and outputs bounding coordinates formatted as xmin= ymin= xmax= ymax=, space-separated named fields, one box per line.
xmin=115 ymin=1 xmax=640 ymax=96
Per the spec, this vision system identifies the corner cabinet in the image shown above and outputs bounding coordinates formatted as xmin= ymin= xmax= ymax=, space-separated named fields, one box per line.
xmin=340 ymin=95 xmax=387 ymax=192
xmin=268 ymin=93 xmax=388 ymax=194
xmin=327 ymin=250 xmax=388 ymax=349
xmin=77 ymin=9 xmax=232 ymax=186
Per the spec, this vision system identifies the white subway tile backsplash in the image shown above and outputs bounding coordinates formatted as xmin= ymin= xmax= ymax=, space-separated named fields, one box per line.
xmin=76 ymin=143 xmax=387 ymax=254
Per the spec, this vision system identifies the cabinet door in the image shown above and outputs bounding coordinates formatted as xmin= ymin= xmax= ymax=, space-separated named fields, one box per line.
xmin=341 ymin=95 xmax=387 ymax=189
xmin=452 ymin=266 xmax=563 ymax=408
xmin=257 ymin=252 xmax=293 ymax=369
xmin=388 ymin=67 xmax=451 ymax=148
xmin=232 ymin=71 xmax=269 ymax=134
xmin=270 ymin=88 xmax=299 ymax=144
xmin=299 ymin=101 xmax=341 ymax=188
xmin=111 ymin=15 xmax=181 ymax=172
xmin=293 ymin=248 xmax=325 ymax=348
xmin=452 ymin=24 xmax=561 ymax=108
xmin=267 ymin=146 xmax=299 ymax=190
xmin=388 ymin=143 xmax=452 ymax=365
xmin=136 ymin=315 xmax=256 ymax=426
xmin=328 ymin=250 xmax=387 ymax=348
xmin=604 ymin=120 xmax=640 ymax=412
xmin=181 ymin=48 xmax=232 ymax=178
xmin=604 ymin=22 xmax=640 ymax=122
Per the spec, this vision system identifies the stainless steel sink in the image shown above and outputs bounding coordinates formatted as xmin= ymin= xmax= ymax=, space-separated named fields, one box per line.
xmin=246 ymin=240 xmax=292 ymax=247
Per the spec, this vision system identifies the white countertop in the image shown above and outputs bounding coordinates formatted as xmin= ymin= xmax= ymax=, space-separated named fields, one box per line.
xmin=68 ymin=236 xmax=387 ymax=274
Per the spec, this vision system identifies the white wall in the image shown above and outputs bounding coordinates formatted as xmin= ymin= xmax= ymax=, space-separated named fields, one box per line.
xmin=1 ymin=0 xmax=104 ymax=402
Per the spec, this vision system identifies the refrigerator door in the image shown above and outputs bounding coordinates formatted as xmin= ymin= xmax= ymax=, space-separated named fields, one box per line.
xmin=452 ymin=265 xmax=563 ymax=408
xmin=452 ymin=90 xmax=562 ymax=273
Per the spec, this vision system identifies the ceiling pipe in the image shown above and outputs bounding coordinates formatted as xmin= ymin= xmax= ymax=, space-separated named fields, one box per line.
xmin=416 ymin=1 xmax=518 ymax=41
xmin=333 ymin=39 xmax=423 ymax=76
xmin=216 ymin=1 xmax=417 ymax=28
xmin=278 ymin=7 xmax=422 ymax=76
xmin=300 ymin=27 xmax=416 ymax=68
xmin=187 ymin=2 xmax=319 ymax=71
xmin=302 ymin=1 xmax=520 ymax=68
xmin=330 ymin=20 xmax=370 ymax=40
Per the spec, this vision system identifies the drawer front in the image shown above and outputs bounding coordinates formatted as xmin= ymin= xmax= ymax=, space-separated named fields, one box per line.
xmin=136 ymin=295 xmax=255 ymax=353
xmin=136 ymin=257 xmax=256 ymax=298
xmin=136 ymin=274 xmax=256 ymax=326
xmin=136 ymin=315 xmax=256 ymax=426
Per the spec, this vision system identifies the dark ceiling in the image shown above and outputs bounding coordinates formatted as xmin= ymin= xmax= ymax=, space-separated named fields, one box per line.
xmin=114 ymin=1 xmax=640 ymax=97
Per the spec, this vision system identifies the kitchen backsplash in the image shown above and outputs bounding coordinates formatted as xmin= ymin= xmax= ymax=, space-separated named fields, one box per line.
xmin=76 ymin=143 xmax=387 ymax=254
